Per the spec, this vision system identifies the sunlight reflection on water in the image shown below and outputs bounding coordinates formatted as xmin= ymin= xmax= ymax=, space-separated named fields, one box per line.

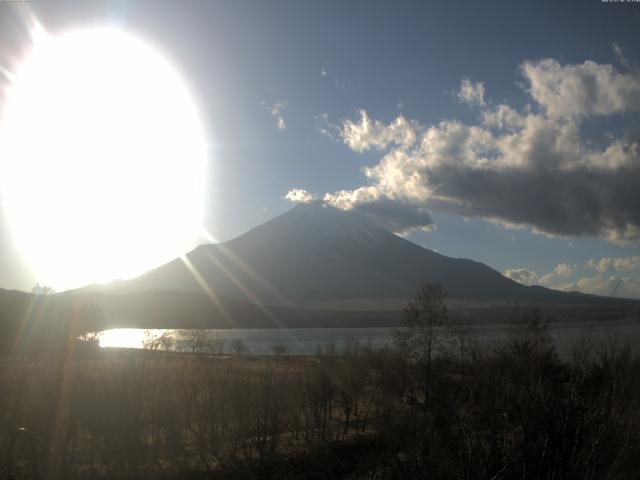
xmin=91 ymin=320 xmax=640 ymax=356
xmin=98 ymin=328 xmax=158 ymax=349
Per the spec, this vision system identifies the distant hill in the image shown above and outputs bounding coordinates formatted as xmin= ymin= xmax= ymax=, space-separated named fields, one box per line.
xmin=0 ymin=288 xmax=103 ymax=356
xmin=85 ymin=201 xmax=603 ymax=306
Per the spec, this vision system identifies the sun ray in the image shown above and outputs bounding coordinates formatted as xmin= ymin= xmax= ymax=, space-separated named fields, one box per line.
xmin=9 ymin=292 xmax=40 ymax=356
xmin=47 ymin=302 xmax=81 ymax=478
xmin=200 ymin=249 xmax=304 ymax=338
xmin=201 ymin=228 xmax=307 ymax=309
xmin=179 ymin=254 xmax=232 ymax=326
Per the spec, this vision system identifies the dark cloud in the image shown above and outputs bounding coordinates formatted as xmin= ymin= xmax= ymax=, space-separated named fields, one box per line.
xmin=347 ymin=198 xmax=434 ymax=235
xmin=426 ymin=159 xmax=640 ymax=243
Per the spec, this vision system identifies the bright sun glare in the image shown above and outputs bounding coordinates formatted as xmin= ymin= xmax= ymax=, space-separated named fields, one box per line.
xmin=98 ymin=328 xmax=150 ymax=349
xmin=0 ymin=27 xmax=207 ymax=291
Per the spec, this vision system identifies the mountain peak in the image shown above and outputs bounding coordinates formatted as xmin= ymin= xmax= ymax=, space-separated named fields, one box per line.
xmin=233 ymin=201 xmax=391 ymax=249
xmin=286 ymin=200 xmax=344 ymax=219
xmin=97 ymin=201 xmax=585 ymax=306
xmin=292 ymin=199 xmax=328 ymax=210
xmin=287 ymin=200 xmax=361 ymax=220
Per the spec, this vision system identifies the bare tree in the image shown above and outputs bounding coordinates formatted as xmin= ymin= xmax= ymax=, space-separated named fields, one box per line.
xmin=449 ymin=321 xmax=473 ymax=369
xmin=185 ymin=330 xmax=209 ymax=355
xmin=210 ymin=332 xmax=226 ymax=355
xmin=393 ymin=283 xmax=450 ymax=410
xmin=143 ymin=331 xmax=175 ymax=352
xmin=231 ymin=338 xmax=250 ymax=355
xmin=31 ymin=283 xmax=55 ymax=295
xmin=270 ymin=343 xmax=289 ymax=357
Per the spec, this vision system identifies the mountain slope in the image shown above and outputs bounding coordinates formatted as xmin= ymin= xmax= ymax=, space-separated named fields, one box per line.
xmin=91 ymin=201 xmax=592 ymax=305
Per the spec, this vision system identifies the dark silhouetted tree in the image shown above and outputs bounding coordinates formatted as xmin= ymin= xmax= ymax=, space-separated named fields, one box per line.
xmin=394 ymin=282 xmax=449 ymax=409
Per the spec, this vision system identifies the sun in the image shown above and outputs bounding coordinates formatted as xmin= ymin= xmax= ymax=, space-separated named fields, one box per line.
xmin=0 ymin=27 xmax=207 ymax=291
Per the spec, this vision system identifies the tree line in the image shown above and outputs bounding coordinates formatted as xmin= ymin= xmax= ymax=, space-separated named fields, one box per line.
xmin=0 ymin=283 xmax=639 ymax=479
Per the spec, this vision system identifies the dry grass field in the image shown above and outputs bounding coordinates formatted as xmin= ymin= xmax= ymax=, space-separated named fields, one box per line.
xmin=2 ymin=306 xmax=640 ymax=479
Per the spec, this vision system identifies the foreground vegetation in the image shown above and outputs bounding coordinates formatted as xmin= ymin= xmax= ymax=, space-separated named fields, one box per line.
xmin=1 ymin=286 xmax=640 ymax=479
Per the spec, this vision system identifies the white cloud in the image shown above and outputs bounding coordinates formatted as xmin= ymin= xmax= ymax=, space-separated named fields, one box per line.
xmin=284 ymin=188 xmax=316 ymax=204
xmin=586 ymin=256 xmax=640 ymax=273
xmin=504 ymin=262 xmax=640 ymax=299
xmin=559 ymin=274 xmax=640 ymax=300
xmin=504 ymin=268 xmax=539 ymax=285
xmin=340 ymin=110 xmax=422 ymax=152
xmin=554 ymin=262 xmax=574 ymax=277
xmin=315 ymin=57 xmax=640 ymax=243
xmin=612 ymin=43 xmax=631 ymax=69
xmin=538 ymin=262 xmax=575 ymax=285
xmin=315 ymin=112 xmax=341 ymax=141
xmin=321 ymin=65 xmax=327 ymax=77
xmin=482 ymin=104 xmax=525 ymax=131
xmin=262 ymin=99 xmax=288 ymax=130
xmin=505 ymin=262 xmax=574 ymax=287
xmin=522 ymin=58 xmax=640 ymax=119
xmin=456 ymin=78 xmax=486 ymax=107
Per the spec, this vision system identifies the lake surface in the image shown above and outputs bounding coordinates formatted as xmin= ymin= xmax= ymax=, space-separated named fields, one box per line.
xmin=96 ymin=319 xmax=640 ymax=356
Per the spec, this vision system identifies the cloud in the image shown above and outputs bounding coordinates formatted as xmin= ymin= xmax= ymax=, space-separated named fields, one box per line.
xmin=284 ymin=185 xmax=434 ymax=234
xmin=538 ymin=262 xmax=575 ymax=285
xmin=316 ymin=58 xmax=640 ymax=243
xmin=315 ymin=112 xmax=341 ymax=142
xmin=522 ymin=58 xmax=640 ymax=119
xmin=505 ymin=262 xmax=574 ymax=287
xmin=284 ymin=188 xmax=316 ymax=204
xmin=559 ymin=274 xmax=640 ymax=300
xmin=504 ymin=262 xmax=640 ymax=299
xmin=557 ymin=241 xmax=640 ymax=301
xmin=262 ymin=99 xmax=288 ymax=130
xmin=321 ymin=65 xmax=327 ymax=77
xmin=456 ymin=78 xmax=486 ymax=107
xmin=340 ymin=110 xmax=422 ymax=152
xmin=586 ymin=256 xmax=640 ymax=273
xmin=481 ymin=104 xmax=526 ymax=131
xmin=324 ymin=189 xmax=434 ymax=234
xmin=504 ymin=268 xmax=539 ymax=285
xmin=554 ymin=262 xmax=574 ymax=276
xmin=612 ymin=43 xmax=631 ymax=70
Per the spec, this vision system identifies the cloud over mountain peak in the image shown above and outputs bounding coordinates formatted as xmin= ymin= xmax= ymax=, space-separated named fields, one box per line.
xmin=299 ymin=57 xmax=640 ymax=243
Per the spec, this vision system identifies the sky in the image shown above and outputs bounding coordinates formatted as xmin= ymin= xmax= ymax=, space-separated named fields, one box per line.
xmin=0 ymin=0 xmax=639 ymax=298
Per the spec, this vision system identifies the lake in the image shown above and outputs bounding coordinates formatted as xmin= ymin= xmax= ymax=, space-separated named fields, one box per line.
xmin=96 ymin=319 xmax=640 ymax=356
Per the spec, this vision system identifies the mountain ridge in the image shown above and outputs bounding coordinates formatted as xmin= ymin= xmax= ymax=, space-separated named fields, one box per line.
xmin=83 ymin=201 xmax=599 ymax=305
xmin=2 ymin=203 xmax=635 ymax=336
